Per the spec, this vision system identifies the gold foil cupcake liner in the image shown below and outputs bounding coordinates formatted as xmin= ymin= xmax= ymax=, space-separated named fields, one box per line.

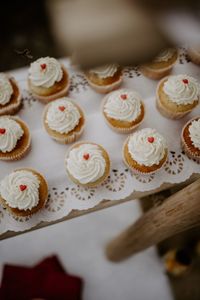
xmin=64 ymin=141 xmax=111 ymax=187
xmin=101 ymin=95 xmax=145 ymax=134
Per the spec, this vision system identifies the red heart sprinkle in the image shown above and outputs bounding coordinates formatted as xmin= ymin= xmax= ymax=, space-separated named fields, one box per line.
xmin=19 ymin=185 xmax=27 ymax=191
xmin=0 ymin=128 xmax=6 ymax=134
xmin=59 ymin=106 xmax=65 ymax=112
xmin=120 ymin=94 xmax=127 ymax=100
xmin=40 ymin=63 xmax=47 ymax=70
xmin=83 ymin=153 xmax=90 ymax=160
xmin=182 ymin=79 xmax=188 ymax=84
xmin=148 ymin=137 xmax=154 ymax=143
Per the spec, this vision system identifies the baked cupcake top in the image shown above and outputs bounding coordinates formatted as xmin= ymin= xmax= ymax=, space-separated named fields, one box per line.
xmin=0 ymin=117 xmax=24 ymax=153
xmin=66 ymin=143 xmax=106 ymax=184
xmin=89 ymin=64 xmax=118 ymax=79
xmin=128 ymin=128 xmax=167 ymax=167
xmin=163 ymin=75 xmax=199 ymax=105
xmin=28 ymin=57 xmax=63 ymax=88
xmin=153 ymin=48 xmax=176 ymax=63
xmin=0 ymin=73 xmax=13 ymax=105
xmin=188 ymin=118 xmax=200 ymax=150
xmin=104 ymin=89 xmax=142 ymax=122
xmin=0 ymin=170 xmax=40 ymax=210
xmin=45 ymin=98 xmax=81 ymax=134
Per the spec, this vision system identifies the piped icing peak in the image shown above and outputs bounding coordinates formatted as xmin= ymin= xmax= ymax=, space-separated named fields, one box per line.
xmin=45 ymin=98 xmax=81 ymax=134
xmin=29 ymin=57 xmax=63 ymax=88
xmin=0 ymin=117 xmax=24 ymax=153
xmin=128 ymin=128 xmax=167 ymax=167
xmin=104 ymin=89 xmax=142 ymax=122
xmin=0 ymin=170 xmax=40 ymax=210
xmin=163 ymin=75 xmax=200 ymax=105
xmin=0 ymin=73 xmax=13 ymax=106
xmin=90 ymin=64 xmax=118 ymax=79
xmin=189 ymin=118 xmax=200 ymax=150
xmin=66 ymin=144 xmax=106 ymax=184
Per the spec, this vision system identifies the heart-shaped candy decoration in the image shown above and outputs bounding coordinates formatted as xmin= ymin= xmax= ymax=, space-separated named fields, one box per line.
xmin=19 ymin=185 xmax=27 ymax=191
xmin=59 ymin=106 xmax=65 ymax=112
xmin=83 ymin=153 xmax=90 ymax=160
xmin=148 ymin=137 xmax=154 ymax=143
xmin=0 ymin=128 xmax=6 ymax=134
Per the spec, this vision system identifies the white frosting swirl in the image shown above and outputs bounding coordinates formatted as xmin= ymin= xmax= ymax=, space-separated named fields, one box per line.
xmin=0 ymin=170 xmax=40 ymax=210
xmin=90 ymin=64 xmax=118 ymax=79
xmin=46 ymin=98 xmax=81 ymax=134
xmin=66 ymin=144 xmax=106 ymax=184
xmin=0 ymin=117 xmax=24 ymax=153
xmin=189 ymin=119 xmax=200 ymax=150
xmin=153 ymin=48 xmax=176 ymax=62
xmin=29 ymin=57 xmax=63 ymax=88
xmin=163 ymin=75 xmax=200 ymax=105
xmin=0 ymin=73 xmax=13 ymax=105
xmin=104 ymin=89 xmax=142 ymax=122
xmin=128 ymin=128 xmax=167 ymax=167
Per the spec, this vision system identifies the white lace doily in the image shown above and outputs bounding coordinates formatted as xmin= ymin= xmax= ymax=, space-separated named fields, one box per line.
xmin=0 ymin=47 xmax=200 ymax=234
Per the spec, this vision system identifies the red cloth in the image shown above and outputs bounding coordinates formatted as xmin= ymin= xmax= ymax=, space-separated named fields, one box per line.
xmin=0 ymin=255 xmax=83 ymax=300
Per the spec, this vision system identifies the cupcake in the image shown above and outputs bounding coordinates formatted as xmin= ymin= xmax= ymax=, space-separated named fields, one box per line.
xmin=140 ymin=48 xmax=178 ymax=80
xmin=123 ymin=128 xmax=168 ymax=174
xmin=0 ymin=73 xmax=22 ymax=116
xmin=0 ymin=168 xmax=48 ymax=217
xmin=65 ymin=142 xmax=110 ymax=187
xmin=188 ymin=46 xmax=200 ymax=65
xmin=28 ymin=57 xmax=70 ymax=103
xmin=85 ymin=64 xmax=122 ymax=94
xmin=164 ymin=249 xmax=192 ymax=276
xmin=102 ymin=89 xmax=145 ymax=133
xmin=43 ymin=97 xmax=85 ymax=144
xmin=0 ymin=116 xmax=31 ymax=161
xmin=156 ymin=74 xmax=199 ymax=119
xmin=181 ymin=116 xmax=200 ymax=162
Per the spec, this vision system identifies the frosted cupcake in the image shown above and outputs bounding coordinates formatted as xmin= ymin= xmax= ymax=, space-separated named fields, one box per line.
xmin=28 ymin=57 xmax=70 ymax=103
xmin=43 ymin=97 xmax=85 ymax=144
xmin=123 ymin=128 xmax=168 ymax=174
xmin=65 ymin=142 xmax=110 ymax=187
xmin=140 ymin=48 xmax=178 ymax=80
xmin=181 ymin=116 xmax=200 ymax=162
xmin=85 ymin=64 xmax=122 ymax=93
xmin=102 ymin=89 xmax=145 ymax=133
xmin=156 ymin=74 xmax=199 ymax=119
xmin=0 ymin=116 xmax=31 ymax=161
xmin=188 ymin=45 xmax=200 ymax=65
xmin=0 ymin=73 xmax=22 ymax=116
xmin=0 ymin=169 xmax=48 ymax=217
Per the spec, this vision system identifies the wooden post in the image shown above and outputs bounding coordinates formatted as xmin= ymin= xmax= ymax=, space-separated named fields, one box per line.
xmin=106 ymin=178 xmax=200 ymax=262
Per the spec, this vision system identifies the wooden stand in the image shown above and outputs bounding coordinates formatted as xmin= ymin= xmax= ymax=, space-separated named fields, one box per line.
xmin=106 ymin=178 xmax=200 ymax=262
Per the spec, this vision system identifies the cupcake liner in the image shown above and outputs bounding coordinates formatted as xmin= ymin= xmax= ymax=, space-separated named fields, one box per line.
xmin=43 ymin=100 xmax=85 ymax=144
xmin=188 ymin=48 xmax=200 ymax=66
xmin=156 ymin=77 xmax=196 ymax=120
xmin=140 ymin=65 xmax=172 ymax=80
xmin=0 ymin=116 xmax=31 ymax=161
xmin=86 ymin=75 xmax=122 ymax=94
xmin=0 ymin=168 xmax=48 ymax=217
xmin=181 ymin=117 xmax=200 ymax=162
xmin=64 ymin=141 xmax=111 ymax=187
xmin=101 ymin=95 xmax=145 ymax=134
xmin=122 ymin=136 xmax=168 ymax=175
xmin=0 ymin=77 xmax=22 ymax=116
